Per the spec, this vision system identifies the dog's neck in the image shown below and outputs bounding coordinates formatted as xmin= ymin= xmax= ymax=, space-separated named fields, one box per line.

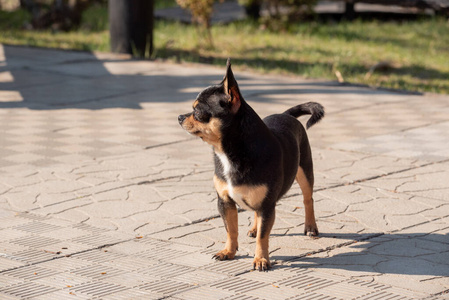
xmin=214 ymin=101 xmax=273 ymax=175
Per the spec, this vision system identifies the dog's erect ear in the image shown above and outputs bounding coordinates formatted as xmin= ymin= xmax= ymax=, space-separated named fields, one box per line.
xmin=223 ymin=58 xmax=241 ymax=114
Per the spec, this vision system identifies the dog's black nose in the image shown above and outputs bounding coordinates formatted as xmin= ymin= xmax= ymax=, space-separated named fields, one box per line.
xmin=178 ymin=114 xmax=186 ymax=125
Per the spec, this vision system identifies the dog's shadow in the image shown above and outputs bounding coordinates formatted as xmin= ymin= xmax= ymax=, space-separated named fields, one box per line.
xmin=266 ymin=232 xmax=449 ymax=277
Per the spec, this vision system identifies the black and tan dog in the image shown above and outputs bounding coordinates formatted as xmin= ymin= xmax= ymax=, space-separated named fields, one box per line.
xmin=178 ymin=59 xmax=324 ymax=271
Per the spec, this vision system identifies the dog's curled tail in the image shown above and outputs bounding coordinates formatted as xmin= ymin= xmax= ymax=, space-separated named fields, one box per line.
xmin=283 ymin=102 xmax=325 ymax=129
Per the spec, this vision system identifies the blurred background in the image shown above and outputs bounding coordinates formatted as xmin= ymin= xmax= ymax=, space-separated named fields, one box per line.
xmin=0 ymin=0 xmax=448 ymax=94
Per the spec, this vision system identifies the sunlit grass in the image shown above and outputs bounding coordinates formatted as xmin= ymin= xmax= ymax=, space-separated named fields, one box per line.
xmin=0 ymin=29 xmax=109 ymax=51
xmin=154 ymin=18 xmax=449 ymax=93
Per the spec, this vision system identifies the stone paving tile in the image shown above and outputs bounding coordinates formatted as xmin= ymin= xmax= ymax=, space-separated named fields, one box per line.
xmin=0 ymin=103 xmax=191 ymax=171
xmin=0 ymin=210 xmax=445 ymax=299
xmin=149 ymin=172 xmax=446 ymax=262
xmin=3 ymin=43 xmax=445 ymax=172
xmin=174 ymin=286 xmax=234 ymax=300
xmin=332 ymin=121 xmax=449 ymax=162
xmin=291 ymin=223 xmax=449 ymax=295
xmin=360 ymin=160 xmax=449 ymax=201
xmin=2 ymin=138 xmax=437 ymax=247
xmin=310 ymin=93 xmax=449 ymax=148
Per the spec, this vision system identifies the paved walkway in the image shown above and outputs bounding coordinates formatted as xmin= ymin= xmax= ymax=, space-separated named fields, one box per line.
xmin=0 ymin=44 xmax=448 ymax=299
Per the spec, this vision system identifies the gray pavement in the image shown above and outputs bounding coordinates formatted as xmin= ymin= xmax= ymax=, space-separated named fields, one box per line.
xmin=0 ymin=44 xmax=448 ymax=299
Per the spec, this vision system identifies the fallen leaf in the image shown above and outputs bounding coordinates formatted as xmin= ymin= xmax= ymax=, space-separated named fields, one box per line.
xmin=101 ymin=272 xmax=107 ymax=275
xmin=136 ymin=236 xmax=143 ymax=239
xmin=272 ymin=284 xmax=279 ymax=288
xmin=66 ymin=285 xmax=72 ymax=288
xmin=335 ymin=70 xmax=344 ymax=83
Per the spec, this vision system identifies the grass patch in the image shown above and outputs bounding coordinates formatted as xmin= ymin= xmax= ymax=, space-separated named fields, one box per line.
xmin=154 ymin=18 xmax=449 ymax=94
xmin=0 ymin=8 xmax=31 ymax=29
xmin=155 ymin=0 xmax=177 ymax=9
xmin=0 ymin=5 xmax=448 ymax=94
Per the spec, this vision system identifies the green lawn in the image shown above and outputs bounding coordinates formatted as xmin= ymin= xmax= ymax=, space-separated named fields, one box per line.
xmin=1 ymin=5 xmax=448 ymax=94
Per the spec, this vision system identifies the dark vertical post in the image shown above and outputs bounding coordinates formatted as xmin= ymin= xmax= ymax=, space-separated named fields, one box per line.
xmin=344 ymin=1 xmax=355 ymax=20
xmin=244 ymin=0 xmax=262 ymax=20
xmin=109 ymin=0 xmax=154 ymax=58
xmin=147 ymin=0 xmax=154 ymax=57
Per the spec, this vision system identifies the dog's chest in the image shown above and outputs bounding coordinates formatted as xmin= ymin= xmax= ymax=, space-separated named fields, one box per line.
xmin=216 ymin=152 xmax=252 ymax=210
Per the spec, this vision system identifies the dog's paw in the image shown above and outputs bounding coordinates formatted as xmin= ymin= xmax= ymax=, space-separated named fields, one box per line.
xmin=253 ymin=256 xmax=271 ymax=272
xmin=304 ymin=223 xmax=319 ymax=237
xmin=212 ymin=249 xmax=236 ymax=261
xmin=247 ymin=229 xmax=257 ymax=238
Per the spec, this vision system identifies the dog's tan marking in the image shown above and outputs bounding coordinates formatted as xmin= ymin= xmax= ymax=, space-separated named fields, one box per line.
xmin=232 ymin=185 xmax=268 ymax=210
xmin=227 ymin=87 xmax=241 ymax=114
xmin=213 ymin=175 xmax=228 ymax=200
xmin=214 ymin=175 xmax=267 ymax=210
xmin=182 ymin=115 xmax=223 ymax=152
xmin=296 ymin=167 xmax=312 ymax=199
xmin=253 ymin=210 xmax=275 ymax=271
xmin=223 ymin=77 xmax=229 ymax=95
xmin=296 ymin=167 xmax=318 ymax=236
xmin=214 ymin=201 xmax=238 ymax=260
xmin=248 ymin=211 xmax=257 ymax=237
xmin=193 ymin=100 xmax=199 ymax=108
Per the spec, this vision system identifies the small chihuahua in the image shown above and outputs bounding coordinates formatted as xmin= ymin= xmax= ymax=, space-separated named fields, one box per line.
xmin=178 ymin=59 xmax=324 ymax=271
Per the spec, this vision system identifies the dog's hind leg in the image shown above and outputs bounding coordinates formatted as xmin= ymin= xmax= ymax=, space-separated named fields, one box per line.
xmin=296 ymin=166 xmax=319 ymax=236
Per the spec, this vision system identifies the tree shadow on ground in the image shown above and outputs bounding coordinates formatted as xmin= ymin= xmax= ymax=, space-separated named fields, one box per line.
xmin=0 ymin=44 xmax=426 ymax=111
xmin=386 ymin=64 xmax=449 ymax=80
xmin=271 ymin=232 xmax=449 ymax=277
xmin=156 ymin=49 xmax=446 ymax=93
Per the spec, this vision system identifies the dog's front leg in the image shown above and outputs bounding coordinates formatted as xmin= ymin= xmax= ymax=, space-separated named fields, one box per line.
xmin=213 ymin=196 xmax=238 ymax=260
xmin=253 ymin=208 xmax=275 ymax=271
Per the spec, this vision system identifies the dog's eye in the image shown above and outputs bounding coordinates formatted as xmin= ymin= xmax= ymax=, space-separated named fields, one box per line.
xmin=193 ymin=111 xmax=201 ymax=121
xmin=194 ymin=110 xmax=210 ymax=123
